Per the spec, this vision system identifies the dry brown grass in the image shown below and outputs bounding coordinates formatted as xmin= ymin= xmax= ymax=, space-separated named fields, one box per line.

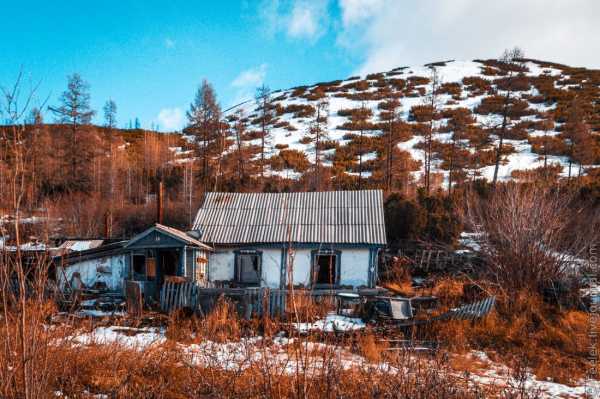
xmin=0 ymin=290 xmax=506 ymax=399
xmin=431 ymin=288 xmax=595 ymax=385
xmin=2 ymin=287 xmax=589 ymax=398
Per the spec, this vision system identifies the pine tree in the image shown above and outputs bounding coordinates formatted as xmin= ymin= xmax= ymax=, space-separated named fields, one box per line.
xmin=186 ymin=80 xmax=221 ymax=189
xmin=564 ymin=98 xmax=597 ymax=179
xmin=103 ymin=100 xmax=117 ymax=128
xmin=102 ymin=99 xmax=117 ymax=226
xmin=379 ymin=84 xmax=403 ymax=192
xmin=48 ymin=73 xmax=96 ymax=192
xmin=349 ymin=103 xmax=372 ymax=189
xmin=446 ymin=108 xmax=473 ymax=192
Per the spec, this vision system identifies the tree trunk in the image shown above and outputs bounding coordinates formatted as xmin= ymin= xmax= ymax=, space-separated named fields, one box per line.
xmin=492 ymin=91 xmax=511 ymax=188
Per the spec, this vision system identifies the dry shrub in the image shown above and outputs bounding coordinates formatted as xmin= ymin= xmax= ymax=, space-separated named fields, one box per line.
xmin=432 ymin=277 xmax=465 ymax=306
xmin=286 ymin=291 xmax=330 ymax=322
xmin=468 ymin=183 xmax=599 ymax=296
xmin=198 ymin=296 xmax=241 ymax=342
xmin=434 ymin=290 xmax=594 ymax=385
xmin=356 ymin=332 xmax=385 ymax=363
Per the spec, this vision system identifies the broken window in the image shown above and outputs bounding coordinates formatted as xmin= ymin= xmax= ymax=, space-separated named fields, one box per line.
xmin=312 ymin=251 xmax=339 ymax=286
xmin=159 ymin=250 xmax=178 ymax=276
xmin=236 ymin=252 xmax=261 ymax=285
xmin=195 ymin=251 xmax=208 ymax=282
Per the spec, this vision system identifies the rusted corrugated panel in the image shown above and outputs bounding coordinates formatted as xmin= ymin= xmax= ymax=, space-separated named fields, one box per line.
xmin=434 ymin=297 xmax=496 ymax=321
xmin=194 ymin=190 xmax=387 ymax=245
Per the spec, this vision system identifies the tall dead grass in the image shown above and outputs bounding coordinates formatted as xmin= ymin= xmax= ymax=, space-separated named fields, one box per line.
xmin=432 ymin=289 xmax=595 ymax=385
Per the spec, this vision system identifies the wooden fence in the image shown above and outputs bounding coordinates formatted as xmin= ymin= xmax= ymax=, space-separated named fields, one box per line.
xmin=160 ymin=281 xmax=201 ymax=313
xmin=159 ymin=282 xmax=385 ymax=318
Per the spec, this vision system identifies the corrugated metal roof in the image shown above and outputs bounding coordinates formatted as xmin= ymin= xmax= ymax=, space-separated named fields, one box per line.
xmin=58 ymin=240 xmax=105 ymax=253
xmin=192 ymin=190 xmax=387 ymax=245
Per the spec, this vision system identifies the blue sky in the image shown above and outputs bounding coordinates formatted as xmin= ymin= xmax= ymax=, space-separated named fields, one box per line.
xmin=2 ymin=0 xmax=599 ymax=131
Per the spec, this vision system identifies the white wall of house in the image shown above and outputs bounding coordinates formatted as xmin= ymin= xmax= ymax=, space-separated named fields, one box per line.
xmin=209 ymin=250 xmax=236 ymax=282
xmin=57 ymin=254 xmax=128 ymax=291
xmin=208 ymin=246 xmax=372 ymax=288
xmin=290 ymin=249 xmax=312 ymax=287
xmin=261 ymin=249 xmax=282 ymax=288
xmin=339 ymin=248 xmax=370 ymax=287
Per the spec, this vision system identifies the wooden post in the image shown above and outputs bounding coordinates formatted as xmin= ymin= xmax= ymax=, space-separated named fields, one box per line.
xmin=157 ymin=181 xmax=164 ymax=224
xmin=104 ymin=211 xmax=112 ymax=239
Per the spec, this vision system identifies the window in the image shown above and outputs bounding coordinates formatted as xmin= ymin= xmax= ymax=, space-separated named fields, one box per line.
xmin=132 ymin=255 xmax=145 ymax=275
xmin=312 ymin=251 xmax=339 ymax=286
xmin=236 ymin=251 xmax=261 ymax=285
xmin=195 ymin=254 xmax=208 ymax=282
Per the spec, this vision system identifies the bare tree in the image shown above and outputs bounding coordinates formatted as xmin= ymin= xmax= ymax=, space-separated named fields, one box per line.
xmin=102 ymin=99 xmax=117 ymax=236
xmin=468 ymin=183 xmax=597 ymax=298
xmin=255 ymin=84 xmax=273 ymax=180
xmin=308 ymin=89 xmax=329 ymax=191
xmin=0 ymin=71 xmax=53 ymax=399
xmin=490 ymin=47 xmax=525 ymax=188
xmin=379 ymin=85 xmax=403 ymax=192
xmin=423 ymin=67 xmax=441 ymax=194
xmin=232 ymin=109 xmax=248 ymax=186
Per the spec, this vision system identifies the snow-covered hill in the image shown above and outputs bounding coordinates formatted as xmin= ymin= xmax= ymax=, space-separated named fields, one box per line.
xmin=224 ymin=59 xmax=600 ymax=188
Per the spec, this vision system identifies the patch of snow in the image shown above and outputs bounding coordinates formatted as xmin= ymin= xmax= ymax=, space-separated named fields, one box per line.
xmin=70 ymin=326 xmax=165 ymax=348
xmin=293 ymin=313 xmax=366 ymax=333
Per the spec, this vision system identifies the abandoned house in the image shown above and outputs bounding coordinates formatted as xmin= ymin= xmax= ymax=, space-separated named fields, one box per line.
xmin=55 ymin=190 xmax=386 ymax=300
xmin=56 ymin=224 xmax=212 ymax=299
xmin=192 ymin=190 xmax=387 ymax=289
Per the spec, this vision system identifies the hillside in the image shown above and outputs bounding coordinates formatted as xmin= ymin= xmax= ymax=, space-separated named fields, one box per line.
xmin=3 ymin=58 xmax=600 ymax=238
xmin=222 ymin=59 xmax=600 ymax=190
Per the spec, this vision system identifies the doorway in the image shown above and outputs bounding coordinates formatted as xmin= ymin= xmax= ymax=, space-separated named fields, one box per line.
xmin=312 ymin=251 xmax=339 ymax=287
xmin=158 ymin=249 xmax=179 ymax=277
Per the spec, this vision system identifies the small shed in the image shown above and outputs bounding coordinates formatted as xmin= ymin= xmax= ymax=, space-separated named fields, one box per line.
xmin=55 ymin=224 xmax=212 ymax=298
xmin=125 ymin=224 xmax=212 ymax=298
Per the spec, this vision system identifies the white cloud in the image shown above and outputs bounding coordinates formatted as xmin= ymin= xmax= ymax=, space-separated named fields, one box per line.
xmin=339 ymin=0 xmax=385 ymax=26
xmin=287 ymin=2 xmax=321 ymax=39
xmin=230 ymin=64 xmax=268 ymax=106
xmin=156 ymin=107 xmax=184 ymax=131
xmin=336 ymin=0 xmax=600 ymax=74
xmin=260 ymin=0 xmax=329 ymax=41
xmin=232 ymin=64 xmax=268 ymax=88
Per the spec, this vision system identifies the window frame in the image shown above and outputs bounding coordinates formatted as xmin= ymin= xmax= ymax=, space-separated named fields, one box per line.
xmin=310 ymin=249 xmax=341 ymax=288
xmin=234 ymin=250 xmax=263 ymax=287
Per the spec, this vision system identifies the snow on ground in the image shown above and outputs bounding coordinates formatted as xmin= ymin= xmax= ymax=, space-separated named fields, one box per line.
xmin=293 ymin=313 xmax=366 ymax=333
xmin=464 ymin=351 xmax=600 ymax=399
xmin=70 ymin=326 xmax=166 ymax=348
xmin=184 ymin=336 xmax=374 ymax=373
xmin=67 ymin=325 xmax=597 ymax=397
xmin=74 ymin=309 xmax=127 ymax=318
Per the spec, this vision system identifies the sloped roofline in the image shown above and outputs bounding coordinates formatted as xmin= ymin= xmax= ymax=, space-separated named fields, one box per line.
xmin=125 ymin=223 xmax=213 ymax=251
xmin=192 ymin=190 xmax=387 ymax=246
